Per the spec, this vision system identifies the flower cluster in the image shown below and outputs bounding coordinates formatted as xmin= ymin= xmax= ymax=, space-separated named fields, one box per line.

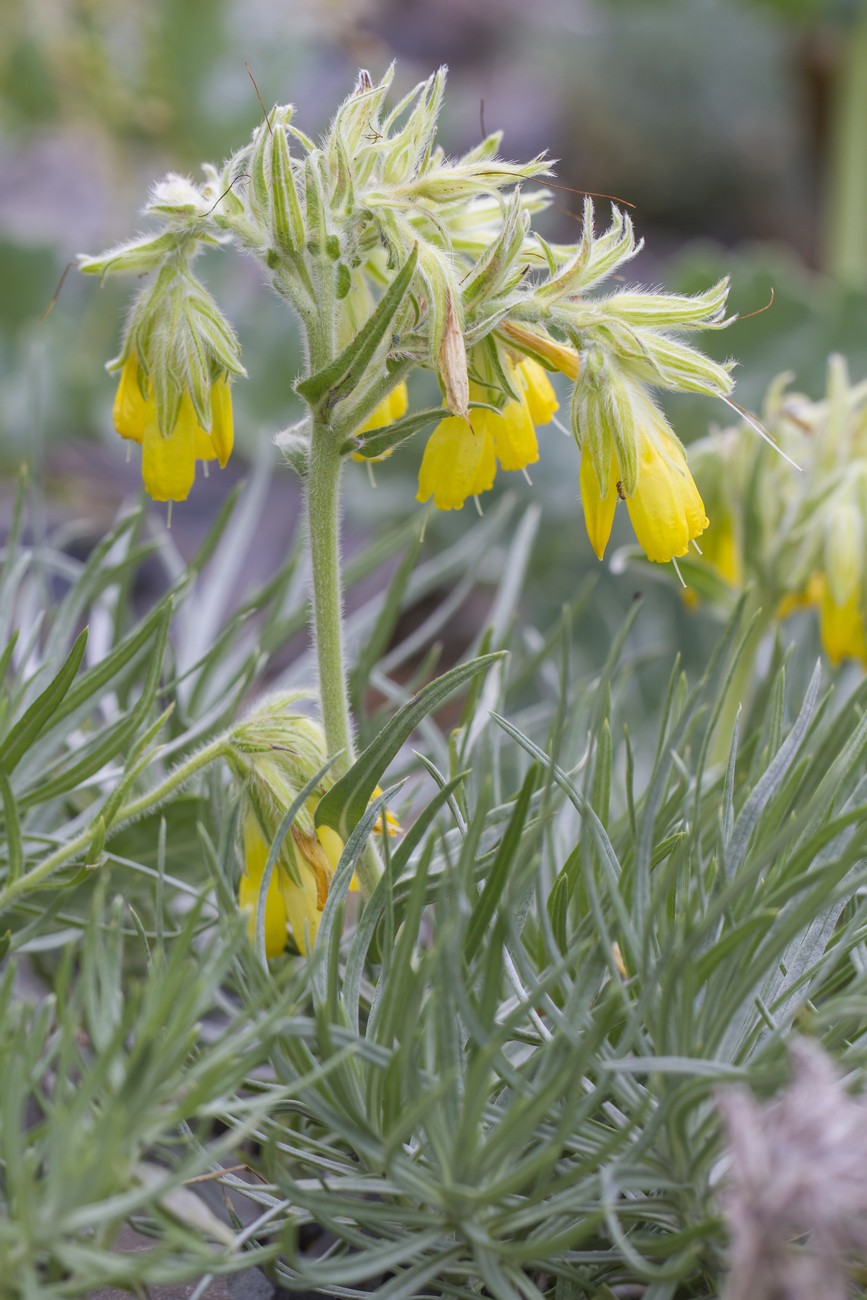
xmin=417 ymin=355 xmax=558 ymax=510
xmin=113 ymin=352 xmax=234 ymax=502
xmin=226 ymin=693 xmax=398 ymax=958
xmin=675 ymin=356 xmax=867 ymax=668
xmin=82 ymin=66 xmax=737 ymax=564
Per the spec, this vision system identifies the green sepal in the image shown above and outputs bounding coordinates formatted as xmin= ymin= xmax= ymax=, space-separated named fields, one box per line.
xmin=247 ymin=116 xmax=273 ymax=229
xmin=315 ymin=651 xmax=504 ymax=840
xmin=270 ymin=123 xmax=306 ymax=253
xmin=303 ymin=153 xmax=329 ymax=255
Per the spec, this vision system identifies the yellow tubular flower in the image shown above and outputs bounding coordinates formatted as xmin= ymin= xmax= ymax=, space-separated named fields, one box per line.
xmin=580 ymin=453 xmax=618 ymax=561
xmin=417 ymin=361 xmax=551 ymax=511
xmin=579 ymin=428 xmax=708 ymax=563
xmin=417 ymin=414 xmax=497 ymax=510
xmin=500 ymin=322 xmax=581 ymax=381
xmin=702 ymin=516 xmax=742 ymax=586
xmin=516 ymin=357 xmax=559 ymax=427
xmin=239 ymin=816 xmax=289 ymax=959
xmin=625 ymin=428 xmax=708 ymax=563
xmin=819 ymin=578 xmax=867 ymax=667
xmin=240 ymin=788 xmax=399 ymax=959
xmin=777 ymin=573 xmax=824 ymax=622
xmin=473 ymin=401 xmax=538 ymax=474
xmin=351 ymin=380 xmax=410 ymax=462
xmin=112 ymin=354 xmax=234 ymax=502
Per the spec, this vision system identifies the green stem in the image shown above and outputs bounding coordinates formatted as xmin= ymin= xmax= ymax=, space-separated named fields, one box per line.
xmin=305 ymin=415 xmax=384 ymax=898
xmin=306 ymin=420 xmax=356 ymax=778
xmin=824 ymin=1 xmax=867 ymax=286
xmin=0 ymin=737 xmax=227 ymax=912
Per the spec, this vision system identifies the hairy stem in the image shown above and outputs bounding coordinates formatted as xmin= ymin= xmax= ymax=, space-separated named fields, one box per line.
xmin=0 ymin=737 xmax=229 ymax=911
xmin=306 ymin=421 xmax=356 ymax=780
xmin=305 ymin=418 xmax=384 ymax=898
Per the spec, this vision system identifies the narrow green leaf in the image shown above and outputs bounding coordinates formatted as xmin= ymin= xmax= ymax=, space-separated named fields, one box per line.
xmin=296 ymin=245 xmax=418 ymax=407
xmin=1 ymin=628 xmax=88 ymax=774
xmin=724 ymin=663 xmax=821 ymax=879
xmin=342 ymin=405 xmax=446 ymax=459
xmin=465 ymin=766 xmax=537 ymax=956
xmin=390 ymin=771 xmax=470 ymax=880
xmin=0 ymin=769 xmax=22 ymax=883
xmin=0 ymin=630 xmax=19 ymax=692
xmin=316 ymin=652 xmax=504 ymax=840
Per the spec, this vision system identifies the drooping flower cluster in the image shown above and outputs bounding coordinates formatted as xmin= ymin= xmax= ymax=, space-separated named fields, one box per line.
xmin=417 ymin=355 xmax=558 ymax=510
xmin=226 ymin=693 xmax=398 ymax=957
xmin=681 ymin=356 xmax=867 ymax=668
xmin=113 ymin=352 xmax=234 ymax=502
xmin=81 ymin=65 xmax=737 ymax=561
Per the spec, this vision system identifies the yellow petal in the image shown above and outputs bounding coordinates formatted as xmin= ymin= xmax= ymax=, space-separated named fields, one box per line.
xmin=314 ymin=823 xmax=362 ymax=896
xmin=580 ymin=452 xmax=618 ymax=560
xmin=316 ymin=824 xmax=344 ymax=873
xmin=417 ymin=415 xmax=496 ymax=510
xmin=371 ymin=783 xmax=402 ymax=836
xmin=278 ymin=857 xmax=322 ymax=955
xmin=478 ymin=400 xmax=539 ymax=473
xmin=500 ymin=322 xmax=580 ymax=380
xmin=112 ymin=353 xmax=151 ymax=444
xmin=625 ymin=430 xmax=708 ymax=564
xmin=706 ymin=517 xmax=742 ymax=586
xmin=141 ymin=412 xmax=197 ymax=503
xmin=209 ymin=378 xmax=234 ymax=467
xmin=518 ymin=358 xmax=559 ymax=427
xmin=819 ymin=578 xmax=867 ymax=667
xmin=180 ymin=382 xmax=234 ymax=466
xmin=389 ymin=381 xmax=409 ymax=421
xmin=239 ymin=817 xmax=288 ymax=959
xmin=355 ymin=394 xmax=393 ymax=436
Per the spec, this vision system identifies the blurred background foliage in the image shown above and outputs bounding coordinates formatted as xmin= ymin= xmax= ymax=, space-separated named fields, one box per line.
xmin=2 ymin=0 xmax=867 ymax=664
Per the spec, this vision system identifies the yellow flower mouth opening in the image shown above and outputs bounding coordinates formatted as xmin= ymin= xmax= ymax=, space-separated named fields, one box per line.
xmin=580 ymin=427 xmax=708 ymax=565
xmin=417 ymin=358 xmax=558 ymax=512
xmin=112 ymin=353 xmax=234 ymax=503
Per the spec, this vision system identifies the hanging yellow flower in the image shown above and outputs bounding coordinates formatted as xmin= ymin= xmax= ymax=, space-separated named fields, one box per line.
xmin=818 ymin=578 xmax=867 ymax=667
xmin=580 ymin=424 xmax=708 ymax=564
xmin=417 ymin=358 xmax=558 ymax=511
xmin=239 ymin=787 xmax=401 ymax=958
xmin=239 ymin=812 xmax=347 ymax=958
xmin=351 ymin=381 xmax=410 ymax=462
xmin=112 ymin=353 xmax=234 ymax=502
